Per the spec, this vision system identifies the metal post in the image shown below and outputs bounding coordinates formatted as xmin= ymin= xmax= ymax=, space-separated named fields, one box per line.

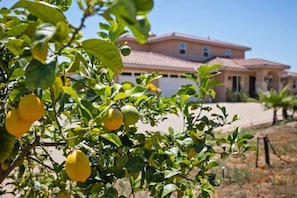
xmin=256 ymin=137 xmax=259 ymax=167
xmin=264 ymin=135 xmax=270 ymax=166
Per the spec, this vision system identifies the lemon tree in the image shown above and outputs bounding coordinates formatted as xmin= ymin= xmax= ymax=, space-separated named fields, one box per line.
xmin=0 ymin=1 xmax=254 ymax=197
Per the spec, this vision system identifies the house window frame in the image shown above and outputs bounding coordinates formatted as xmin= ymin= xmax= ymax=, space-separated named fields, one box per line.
xmin=179 ymin=42 xmax=186 ymax=55
xmin=203 ymin=46 xmax=209 ymax=57
xmin=232 ymin=75 xmax=242 ymax=93
xmin=225 ymin=49 xmax=231 ymax=58
xmin=293 ymin=80 xmax=296 ymax=89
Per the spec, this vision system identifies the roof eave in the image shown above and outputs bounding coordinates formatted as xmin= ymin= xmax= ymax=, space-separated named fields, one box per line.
xmin=123 ymin=64 xmax=196 ymax=73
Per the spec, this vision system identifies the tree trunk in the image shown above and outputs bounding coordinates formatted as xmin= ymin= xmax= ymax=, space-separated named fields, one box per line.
xmin=272 ymin=108 xmax=278 ymax=125
xmin=282 ymin=107 xmax=288 ymax=121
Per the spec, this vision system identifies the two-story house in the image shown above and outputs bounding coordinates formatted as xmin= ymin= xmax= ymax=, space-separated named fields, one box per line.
xmin=117 ymin=32 xmax=293 ymax=102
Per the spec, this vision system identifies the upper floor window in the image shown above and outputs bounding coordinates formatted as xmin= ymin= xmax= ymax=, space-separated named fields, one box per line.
xmin=225 ymin=49 xmax=231 ymax=58
xmin=179 ymin=42 xmax=186 ymax=54
xmin=203 ymin=46 xmax=209 ymax=57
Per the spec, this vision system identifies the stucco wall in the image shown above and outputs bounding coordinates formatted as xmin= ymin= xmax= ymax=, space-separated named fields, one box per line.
xmin=125 ymin=39 xmax=246 ymax=62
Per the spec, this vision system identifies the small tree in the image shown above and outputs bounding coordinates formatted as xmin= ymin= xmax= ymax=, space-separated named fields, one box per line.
xmin=0 ymin=1 xmax=254 ymax=197
xmin=258 ymin=86 xmax=292 ymax=125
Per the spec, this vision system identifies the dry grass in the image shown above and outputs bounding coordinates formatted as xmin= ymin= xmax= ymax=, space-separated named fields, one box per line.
xmin=212 ymin=121 xmax=297 ymax=198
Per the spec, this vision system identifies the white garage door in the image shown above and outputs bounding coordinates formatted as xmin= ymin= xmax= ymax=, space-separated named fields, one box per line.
xmin=118 ymin=72 xmax=141 ymax=84
xmin=159 ymin=74 xmax=197 ymax=97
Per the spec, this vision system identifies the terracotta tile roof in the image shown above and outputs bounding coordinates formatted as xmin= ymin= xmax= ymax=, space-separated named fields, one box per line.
xmin=236 ymin=58 xmax=290 ymax=69
xmin=119 ymin=32 xmax=251 ymax=51
xmin=282 ymin=71 xmax=297 ymax=78
xmin=122 ymin=50 xmax=202 ymax=72
xmin=208 ymin=57 xmax=246 ymax=71
xmin=208 ymin=57 xmax=290 ymax=71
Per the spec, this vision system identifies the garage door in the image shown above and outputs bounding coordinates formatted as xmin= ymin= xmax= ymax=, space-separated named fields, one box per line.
xmin=118 ymin=72 xmax=141 ymax=84
xmin=159 ymin=74 xmax=197 ymax=97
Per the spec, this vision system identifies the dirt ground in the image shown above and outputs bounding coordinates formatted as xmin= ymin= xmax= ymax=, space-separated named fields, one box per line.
xmin=212 ymin=121 xmax=297 ymax=198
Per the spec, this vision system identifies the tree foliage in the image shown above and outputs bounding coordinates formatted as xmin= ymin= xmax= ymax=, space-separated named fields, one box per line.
xmin=0 ymin=1 xmax=254 ymax=197
xmin=258 ymin=86 xmax=297 ymax=125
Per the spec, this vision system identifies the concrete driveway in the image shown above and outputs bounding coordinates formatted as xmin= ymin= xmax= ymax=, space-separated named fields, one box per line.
xmin=138 ymin=102 xmax=282 ymax=133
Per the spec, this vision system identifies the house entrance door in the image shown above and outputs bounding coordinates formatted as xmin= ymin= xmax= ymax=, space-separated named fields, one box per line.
xmin=249 ymin=76 xmax=256 ymax=98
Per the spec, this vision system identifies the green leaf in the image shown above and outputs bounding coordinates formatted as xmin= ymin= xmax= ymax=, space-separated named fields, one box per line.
xmin=31 ymin=40 xmax=48 ymax=64
xmin=25 ymin=58 xmax=57 ymax=90
xmin=63 ymin=86 xmax=79 ymax=104
xmin=107 ymin=0 xmax=150 ymax=44
xmin=82 ymin=39 xmax=123 ymax=74
xmin=12 ymin=1 xmax=66 ymax=25
xmin=101 ymin=133 xmax=122 ymax=147
xmin=164 ymin=169 xmax=181 ymax=179
xmin=132 ymin=0 xmax=154 ymax=15
xmin=161 ymin=184 xmax=179 ymax=198
xmin=67 ymin=52 xmax=81 ymax=72
xmin=204 ymin=161 xmax=220 ymax=171
xmin=125 ymin=157 xmax=145 ymax=172
xmin=51 ymin=77 xmax=63 ymax=103
xmin=0 ymin=129 xmax=16 ymax=163
xmin=9 ymin=68 xmax=25 ymax=81
xmin=127 ymin=15 xmax=151 ymax=44
xmin=116 ymin=156 xmax=129 ymax=168
xmin=5 ymin=39 xmax=24 ymax=56
xmin=67 ymin=127 xmax=85 ymax=147
xmin=113 ymin=92 xmax=130 ymax=101
xmin=31 ymin=24 xmax=56 ymax=63
xmin=6 ymin=23 xmax=28 ymax=37
xmin=54 ymin=21 xmax=70 ymax=41
xmin=240 ymin=133 xmax=254 ymax=140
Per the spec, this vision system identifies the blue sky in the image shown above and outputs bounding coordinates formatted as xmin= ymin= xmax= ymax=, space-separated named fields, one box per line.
xmin=1 ymin=0 xmax=297 ymax=72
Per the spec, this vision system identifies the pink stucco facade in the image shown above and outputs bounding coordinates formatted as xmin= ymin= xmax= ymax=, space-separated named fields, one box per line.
xmin=118 ymin=32 xmax=292 ymax=102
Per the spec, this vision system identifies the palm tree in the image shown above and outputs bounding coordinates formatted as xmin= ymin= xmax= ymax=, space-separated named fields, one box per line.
xmin=258 ymin=86 xmax=292 ymax=125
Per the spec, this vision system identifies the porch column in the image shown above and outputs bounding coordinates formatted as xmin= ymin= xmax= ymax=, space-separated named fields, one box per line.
xmin=255 ymin=70 xmax=266 ymax=92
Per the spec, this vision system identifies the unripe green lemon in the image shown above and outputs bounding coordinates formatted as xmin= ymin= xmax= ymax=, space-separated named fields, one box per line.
xmin=121 ymin=105 xmax=140 ymax=126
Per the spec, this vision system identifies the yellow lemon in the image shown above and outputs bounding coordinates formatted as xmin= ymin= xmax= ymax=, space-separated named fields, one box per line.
xmin=103 ymin=108 xmax=123 ymax=131
xmin=65 ymin=150 xmax=91 ymax=182
xmin=18 ymin=94 xmax=44 ymax=122
xmin=5 ymin=109 xmax=32 ymax=138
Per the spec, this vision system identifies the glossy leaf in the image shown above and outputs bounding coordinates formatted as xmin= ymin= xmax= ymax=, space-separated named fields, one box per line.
xmin=82 ymin=39 xmax=123 ymax=74
xmin=0 ymin=129 xmax=16 ymax=163
xmin=51 ymin=77 xmax=64 ymax=103
xmin=101 ymin=133 xmax=122 ymax=147
xmin=6 ymin=23 xmax=28 ymax=37
xmin=5 ymin=39 xmax=24 ymax=56
xmin=132 ymin=0 xmax=154 ymax=15
xmin=12 ymin=1 xmax=67 ymax=25
xmin=25 ymin=58 xmax=57 ymax=90
xmin=63 ymin=86 xmax=80 ymax=104
xmin=161 ymin=184 xmax=179 ymax=198
xmin=31 ymin=40 xmax=48 ymax=64
xmin=107 ymin=0 xmax=150 ymax=44
xmin=9 ymin=68 xmax=25 ymax=81
xmin=31 ymin=24 xmax=56 ymax=63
